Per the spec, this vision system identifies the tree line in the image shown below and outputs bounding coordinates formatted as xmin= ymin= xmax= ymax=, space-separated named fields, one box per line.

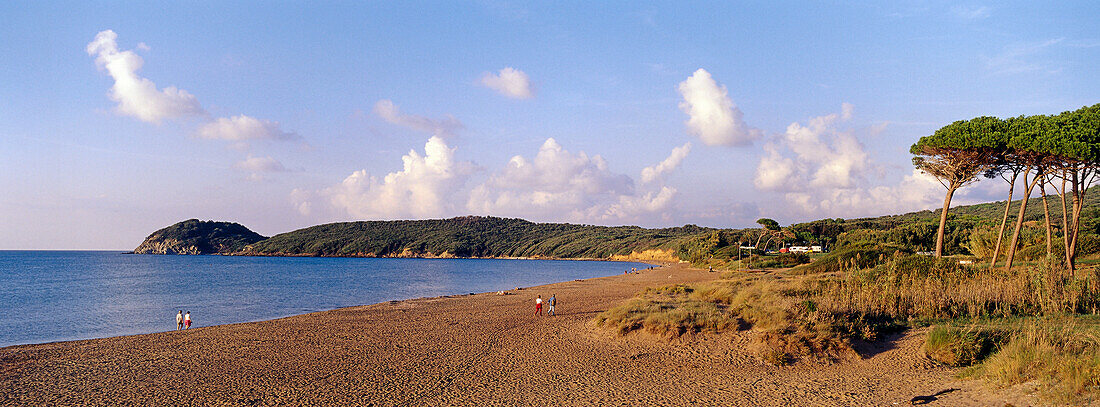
xmin=912 ymin=104 xmax=1100 ymax=272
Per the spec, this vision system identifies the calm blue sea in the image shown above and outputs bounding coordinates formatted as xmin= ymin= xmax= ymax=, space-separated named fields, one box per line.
xmin=0 ymin=251 xmax=650 ymax=347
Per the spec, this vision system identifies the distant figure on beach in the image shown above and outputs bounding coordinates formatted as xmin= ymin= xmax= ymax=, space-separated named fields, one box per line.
xmin=184 ymin=311 xmax=192 ymax=329
xmin=176 ymin=310 xmax=184 ymax=330
xmin=534 ymin=295 xmax=543 ymax=316
xmin=548 ymin=294 xmax=556 ymax=316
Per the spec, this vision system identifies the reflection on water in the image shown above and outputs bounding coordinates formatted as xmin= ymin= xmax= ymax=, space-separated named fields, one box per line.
xmin=0 ymin=251 xmax=649 ymax=347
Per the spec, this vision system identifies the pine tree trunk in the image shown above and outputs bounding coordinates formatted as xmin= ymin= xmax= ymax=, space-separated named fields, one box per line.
xmin=1040 ymin=180 xmax=1053 ymax=257
xmin=935 ymin=185 xmax=957 ymax=258
xmin=991 ymin=173 xmax=1017 ymax=267
xmin=1069 ymin=169 xmax=1089 ymax=272
xmin=1006 ymin=172 xmax=1041 ymax=272
xmin=1060 ymin=174 xmax=1073 ymax=271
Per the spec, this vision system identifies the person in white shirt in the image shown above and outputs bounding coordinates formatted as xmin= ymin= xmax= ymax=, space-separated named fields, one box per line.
xmin=534 ymin=295 xmax=543 ymax=316
xmin=176 ymin=310 xmax=184 ymax=330
xmin=184 ymin=311 xmax=192 ymax=329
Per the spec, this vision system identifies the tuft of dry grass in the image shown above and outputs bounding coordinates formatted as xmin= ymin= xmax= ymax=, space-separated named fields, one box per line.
xmin=923 ymin=325 xmax=1009 ymax=367
xmin=596 ymin=274 xmax=864 ymax=363
xmin=962 ymin=319 xmax=1100 ymax=404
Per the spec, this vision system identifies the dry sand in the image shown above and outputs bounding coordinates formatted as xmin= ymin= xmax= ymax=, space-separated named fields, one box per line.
xmin=1 ymin=264 xmax=1041 ymax=406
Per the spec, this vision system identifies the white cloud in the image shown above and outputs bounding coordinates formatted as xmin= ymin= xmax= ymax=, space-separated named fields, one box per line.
xmin=479 ymin=67 xmax=534 ymax=99
xmin=235 ymin=155 xmax=289 ymax=181
xmin=290 ymin=188 xmax=313 ymax=216
xmin=467 ymin=138 xmax=676 ymax=223
xmin=373 ymin=100 xmax=464 ymax=138
xmin=641 ymin=143 xmax=691 ymax=183
xmin=87 ymin=29 xmax=302 ymax=162
xmin=982 ymin=38 xmax=1065 ymax=76
xmin=86 ymin=30 xmax=204 ymax=123
xmin=678 ymin=68 xmax=761 ymax=146
xmin=754 ymin=104 xmax=869 ymax=191
xmin=950 ymin=5 xmax=991 ymax=20
xmin=299 ymin=136 xmax=678 ymax=224
xmin=784 ymin=169 xmax=944 ymax=216
xmin=752 ymin=104 xmax=948 ymax=219
xmin=196 ymin=115 xmax=298 ymax=142
xmin=234 ymin=155 xmax=287 ymax=172
xmin=599 ymin=186 xmax=678 ymax=221
xmin=322 ymin=136 xmax=475 ymax=219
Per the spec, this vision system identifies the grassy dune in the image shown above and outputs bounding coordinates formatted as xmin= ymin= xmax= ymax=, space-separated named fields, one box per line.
xmin=597 ymin=251 xmax=1100 ymax=402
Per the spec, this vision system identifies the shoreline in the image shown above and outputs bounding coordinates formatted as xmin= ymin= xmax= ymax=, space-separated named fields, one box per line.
xmin=1 ymin=257 xmax=666 ymax=350
xmin=1 ymin=263 xmax=1031 ymax=405
xmin=129 ymin=250 xmax=682 ymax=264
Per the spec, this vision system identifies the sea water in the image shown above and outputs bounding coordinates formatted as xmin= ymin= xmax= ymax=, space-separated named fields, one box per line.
xmin=0 ymin=251 xmax=651 ymax=347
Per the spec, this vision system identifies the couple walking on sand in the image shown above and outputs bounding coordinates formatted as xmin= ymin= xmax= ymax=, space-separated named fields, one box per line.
xmin=175 ymin=310 xmax=192 ymax=330
xmin=534 ymin=294 xmax=556 ymax=316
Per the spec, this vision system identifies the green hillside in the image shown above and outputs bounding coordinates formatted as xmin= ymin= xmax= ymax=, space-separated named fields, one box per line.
xmin=242 ymin=216 xmax=709 ymax=258
xmin=134 ymin=219 xmax=267 ymax=255
xmin=136 ymin=186 xmax=1100 ymax=262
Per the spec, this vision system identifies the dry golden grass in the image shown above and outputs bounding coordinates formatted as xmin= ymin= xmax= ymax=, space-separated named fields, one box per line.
xmin=596 ymin=274 xmax=863 ymax=364
xmin=961 ymin=319 xmax=1100 ymax=404
xmin=923 ymin=325 xmax=1009 ymax=367
xmin=597 ymin=251 xmax=1100 ymax=392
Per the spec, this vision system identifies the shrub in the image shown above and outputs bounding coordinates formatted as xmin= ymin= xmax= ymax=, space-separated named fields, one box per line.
xmin=745 ymin=253 xmax=811 ymax=269
xmin=924 ymin=325 xmax=1009 ymax=367
xmin=788 ymin=242 xmax=904 ymax=275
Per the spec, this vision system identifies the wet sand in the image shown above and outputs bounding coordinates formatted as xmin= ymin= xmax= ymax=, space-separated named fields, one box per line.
xmin=1 ymin=264 xmax=1037 ymax=406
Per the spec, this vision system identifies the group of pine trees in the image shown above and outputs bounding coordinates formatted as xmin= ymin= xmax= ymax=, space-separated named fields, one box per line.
xmin=912 ymin=104 xmax=1100 ymax=272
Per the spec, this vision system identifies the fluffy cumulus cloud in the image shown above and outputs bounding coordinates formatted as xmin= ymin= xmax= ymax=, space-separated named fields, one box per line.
xmin=88 ymin=29 xmax=300 ymax=177
xmin=678 ymin=69 xmax=761 ymax=146
xmin=754 ymin=102 xmax=867 ymax=191
xmin=196 ymin=115 xmax=299 ymax=142
xmin=479 ymin=67 xmax=534 ymax=99
xmin=373 ymin=100 xmax=464 ymax=138
xmin=641 ymin=143 xmax=691 ymax=183
xmin=752 ymin=104 xmax=945 ymax=218
xmin=321 ymin=136 xmax=476 ymax=219
xmin=301 ymin=136 xmax=683 ymax=224
xmin=86 ymin=30 xmax=204 ymax=123
xmin=466 ymin=138 xmax=677 ymax=223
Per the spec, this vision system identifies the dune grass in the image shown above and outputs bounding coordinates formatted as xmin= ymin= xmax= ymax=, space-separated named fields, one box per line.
xmin=597 ymin=252 xmax=1100 ymax=401
xmin=955 ymin=318 xmax=1100 ymax=404
xmin=923 ymin=325 xmax=1010 ymax=367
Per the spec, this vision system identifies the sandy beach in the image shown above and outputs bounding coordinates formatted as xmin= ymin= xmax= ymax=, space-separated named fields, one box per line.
xmin=1 ymin=264 xmax=1037 ymax=406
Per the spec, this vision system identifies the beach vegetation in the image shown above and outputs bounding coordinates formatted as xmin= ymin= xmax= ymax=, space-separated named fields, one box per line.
xmin=598 ymin=250 xmax=1100 ymax=399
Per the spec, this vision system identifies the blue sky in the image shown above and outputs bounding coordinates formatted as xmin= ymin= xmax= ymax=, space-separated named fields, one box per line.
xmin=1 ymin=1 xmax=1097 ymax=249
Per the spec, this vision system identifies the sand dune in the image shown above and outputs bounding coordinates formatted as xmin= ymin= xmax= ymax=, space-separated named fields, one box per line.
xmin=1 ymin=264 xmax=1037 ymax=406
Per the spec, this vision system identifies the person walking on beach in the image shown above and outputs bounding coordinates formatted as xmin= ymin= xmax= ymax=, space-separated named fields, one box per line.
xmin=184 ymin=311 xmax=192 ymax=329
xmin=534 ymin=295 xmax=543 ymax=316
xmin=548 ymin=294 xmax=556 ymax=316
xmin=176 ymin=310 xmax=184 ymax=330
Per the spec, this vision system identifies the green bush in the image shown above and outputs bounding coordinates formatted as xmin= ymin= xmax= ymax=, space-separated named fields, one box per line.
xmin=746 ymin=253 xmax=811 ymax=269
xmin=788 ymin=242 xmax=906 ymax=274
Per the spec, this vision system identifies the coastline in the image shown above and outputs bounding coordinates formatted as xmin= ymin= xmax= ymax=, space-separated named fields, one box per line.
xmin=130 ymin=250 xmax=682 ymax=264
xmin=0 ymin=255 xmax=662 ymax=349
xmin=1 ymin=263 xmax=1031 ymax=405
